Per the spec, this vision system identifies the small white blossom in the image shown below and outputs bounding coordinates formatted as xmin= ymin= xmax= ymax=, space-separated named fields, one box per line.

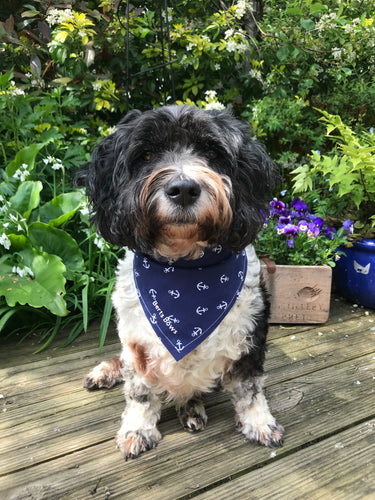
xmin=45 ymin=8 xmax=74 ymax=27
xmin=0 ymin=233 xmax=11 ymax=250
xmin=205 ymin=100 xmax=225 ymax=110
xmin=205 ymin=90 xmax=217 ymax=100
xmin=12 ymin=266 xmax=34 ymax=278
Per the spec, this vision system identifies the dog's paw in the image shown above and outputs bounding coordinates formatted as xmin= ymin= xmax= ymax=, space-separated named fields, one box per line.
xmin=116 ymin=429 xmax=161 ymax=460
xmin=83 ymin=357 xmax=123 ymax=390
xmin=177 ymin=398 xmax=208 ymax=433
xmin=237 ymin=419 xmax=284 ymax=448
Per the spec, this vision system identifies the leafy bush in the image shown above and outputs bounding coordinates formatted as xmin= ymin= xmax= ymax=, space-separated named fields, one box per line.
xmin=1 ymin=1 xmax=374 ymax=347
xmin=291 ymin=110 xmax=375 ymax=239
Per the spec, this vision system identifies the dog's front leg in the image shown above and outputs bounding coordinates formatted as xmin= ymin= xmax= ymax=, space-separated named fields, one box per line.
xmin=116 ymin=365 xmax=162 ymax=460
xmin=224 ymin=373 xmax=284 ymax=448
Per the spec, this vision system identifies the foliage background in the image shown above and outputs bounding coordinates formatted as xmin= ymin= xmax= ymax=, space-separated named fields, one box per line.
xmin=1 ymin=0 xmax=374 ymax=347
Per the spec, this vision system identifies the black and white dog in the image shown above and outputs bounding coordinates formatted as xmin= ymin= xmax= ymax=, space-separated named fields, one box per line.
xmin=77 ymin=105 xmax=284 ymax=459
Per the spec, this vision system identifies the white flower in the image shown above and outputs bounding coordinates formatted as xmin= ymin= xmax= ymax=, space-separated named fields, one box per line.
xmin=234 ymin=1 xmax=247 ymax=19
xmin=205 ymin=90 xmax=217 ymax=100
xmin=43 ymin=156 xmax=64 ymax=170
xmin=214 ymin=63 xmax=221 ymax=70
xmin=94 ymin=235 xmax=109 ymax=251
xmin=186 ymin=42 xmax=195 ymax=51
xmin=205 ymin=100 xmax=225 ymax=110
xmin=12 ymin=266 xmax=34 ymax=278
xmin=45 ymin=8 xmax=74 ymax=27
xmin=0 ymin=233 xmax=11 ymax=250
xmin=92 ymin=82 xmax=102 ymax=91
xmin=13 ymin=163 xmax=29 ymax=182
xmin=224 ymin=29 xmax=234 ymax=40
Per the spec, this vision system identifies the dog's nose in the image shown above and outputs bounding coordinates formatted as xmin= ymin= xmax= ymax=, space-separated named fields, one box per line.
xmin=165 ymin=178 xmax=201 ymax=207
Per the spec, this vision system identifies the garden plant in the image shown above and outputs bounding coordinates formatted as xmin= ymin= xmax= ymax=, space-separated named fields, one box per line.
xmin=1 ymin=0 xmax=374 ymax=348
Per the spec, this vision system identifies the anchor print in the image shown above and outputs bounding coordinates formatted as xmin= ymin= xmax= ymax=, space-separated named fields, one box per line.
xmin=149 ymin=288 xmax=157 ymax=300
xmin=220 ymin=274 xmax=229 ymax=284
xmin=168 ymin=289 xmax=180 ymax=299
xmin=217 ymin=301 xmax=228 ymax=311
xmin=164 ymin=266 xmax=175 ymax=273
xmin=175 ymin=339 xmax=184 ymax=352
xmin=212 ymin=244 xmax=222 ymax=253
xmin=191 ymin=327 xmax=203 ymax=337
xmin=143 ymin=257 xmax=150 ymax=269
xmin=238 ymin=270 xmax=244 ymax=281
xmin=197 ymin=281 xmax=209 ymax=291
xmin=165 ymin=314 xmax=180 ymax=324
xmin=149 ymin=314 xmax=157 ymax=324
xmin=196 ymin=306 xmax=208 ymax=315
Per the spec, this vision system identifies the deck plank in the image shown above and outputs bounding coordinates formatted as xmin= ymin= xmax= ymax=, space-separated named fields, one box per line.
xmin=199 ymin=419 xmax=375 ymax=500
xmin=0 ymin=298 xmax=374 ymax=499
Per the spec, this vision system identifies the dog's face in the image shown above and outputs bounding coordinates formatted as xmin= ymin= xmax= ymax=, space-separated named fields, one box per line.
xmin=77 ymin=105 xmax=278 ymax=260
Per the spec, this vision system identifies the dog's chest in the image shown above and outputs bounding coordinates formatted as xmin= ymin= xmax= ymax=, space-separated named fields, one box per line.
xmin=113 ymin=248 xmax=263 ymax=398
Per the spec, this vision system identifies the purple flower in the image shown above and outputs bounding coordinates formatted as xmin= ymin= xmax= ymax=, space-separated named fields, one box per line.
xmin=284 ymin=223 xmax=299 ymax=238
xmin=307 ymin=222 xmax=320 ymax=237
xmin=312 ymin=217 xmax=324 ymax=230
xmin=325 ymin=226 xmax=337 ymax=240
xmin=286 ymin=239 xmax=294 ymax=248
xmin=291 ymin=197 xmax=309 ymax=216
xmin=343 ymin=219 xmax=354 ymax=232
xmin=270 ymin=198 xmax=285 ymax=215
xmin=298 ymin=220 xmax=309 ymax=232
xmin=278 ymin=216 xmax=292 ymax=226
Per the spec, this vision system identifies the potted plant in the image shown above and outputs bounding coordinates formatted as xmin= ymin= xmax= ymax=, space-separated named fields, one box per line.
xmin=291 ymin=110 xmax=375 ymax=308
xmin=256 ymin=196 xmax=351 ymax=323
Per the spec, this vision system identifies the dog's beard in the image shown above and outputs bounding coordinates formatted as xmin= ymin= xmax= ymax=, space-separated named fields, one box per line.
xmin=138 ymin=164 xmax=233 ymax=260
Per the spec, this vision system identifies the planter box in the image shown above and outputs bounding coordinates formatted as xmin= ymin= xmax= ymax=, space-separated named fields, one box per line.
xmin=261 ymin=263 xmax=332 ymax=324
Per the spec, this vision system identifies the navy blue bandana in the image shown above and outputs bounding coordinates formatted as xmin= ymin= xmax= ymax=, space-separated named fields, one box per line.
xmin=133 ymin=246 xmax=247 ymax=361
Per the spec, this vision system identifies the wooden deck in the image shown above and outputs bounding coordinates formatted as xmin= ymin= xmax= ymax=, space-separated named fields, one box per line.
xmin=0 ymin=295 xmax=374 ymax=499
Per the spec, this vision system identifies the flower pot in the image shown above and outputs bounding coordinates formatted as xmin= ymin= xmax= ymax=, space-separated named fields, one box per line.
xmin=333 ymin=238 xmax=375 ymax=309
xmin=261 ymin=262 xmax=332 ymax=323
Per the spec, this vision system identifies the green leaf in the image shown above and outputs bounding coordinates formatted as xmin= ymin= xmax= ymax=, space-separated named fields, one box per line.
xmin=276 ymin=46 xmax=289 ymax=62
xmin=301 ymin=19 xmax=315 ymax=31
xmin=29 ymin=222 xmax=84 ymax=271
xmin=9 ymin=181 xmax=43 ymax=219
xmin=98 ymin=279 xmax=115 ymax=353
xmin=6 ymin=145 xmax=43 ymax=177
xmin=0 ymin=247 xmax=68 ymax=316
xmin=38 ymin=192 xmax=82 ymax=227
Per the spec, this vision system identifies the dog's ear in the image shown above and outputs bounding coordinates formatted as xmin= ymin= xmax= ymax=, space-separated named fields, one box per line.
xmin=228 ymin=136 xmax=280 ymax=251
xmin=75 ymin=109 xmax=142 ymax=245
xmin=207 ymin=110 xmax=279 ymax=251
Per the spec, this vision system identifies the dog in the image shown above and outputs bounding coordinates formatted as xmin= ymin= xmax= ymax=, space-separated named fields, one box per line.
xmin=76 ymin=105 xmax=284 ymax=459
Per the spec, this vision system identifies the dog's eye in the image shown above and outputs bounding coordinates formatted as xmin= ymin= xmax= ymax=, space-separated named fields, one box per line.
xmin=144 ymin=152 xmax=156 ymax=161
xmin=206 ymin=150 xmax=217 ymax=160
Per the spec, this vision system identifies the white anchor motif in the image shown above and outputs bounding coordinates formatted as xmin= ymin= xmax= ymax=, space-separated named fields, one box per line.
xmin=196 ymin=306 xmax=208 ymax=315
xmin=217 ymin=301 xmax=228 ymax=310
xmin=168 ymin=289 xmax=180 ymax=299
xmin=143 ymin=258 xmax=150 ymax=269
xmin=238 ymin=270 xmax=244 ymax=280
xmin=149 ymin=314 xmax=157 ymax=324
xmin=175 ymin=340 xmax=184 ymax=352
xmin=212 ymin=244 xmax=222 ymax=253
xmin=165 ymin=314 xmax=180 ymax=324
xmin=164 ymin=266 xmax=175 ymax=273
xmin=191 ymin=327 xmax=203 ymax=337
xmin=197 ymin=281 xmax=209 ymax=291
xmin=220 ymin=274 xmax=229 ymax=283
xmin=149 ymin=288 xmax=157 ymax=300
xmin=134 ymin=270 xmax=140 ymax=277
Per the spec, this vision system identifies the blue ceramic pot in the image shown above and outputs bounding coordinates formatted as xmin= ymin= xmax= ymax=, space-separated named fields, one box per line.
xmin=333 ymin=238 xmax=375 ymax=308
